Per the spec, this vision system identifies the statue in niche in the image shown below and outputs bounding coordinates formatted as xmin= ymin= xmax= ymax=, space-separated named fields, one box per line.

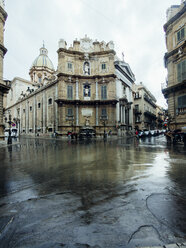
xmin=84 ymin=61 xmax=90 ymax=75
xmin=85 ymin=116 xmax=90 ymax=126
xmin=84 ymin=84 xmax=90 ymax=97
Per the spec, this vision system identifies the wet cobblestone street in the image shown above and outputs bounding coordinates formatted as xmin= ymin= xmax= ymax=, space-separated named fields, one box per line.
xmin=0 ymin=136 xmax=186 ymax=248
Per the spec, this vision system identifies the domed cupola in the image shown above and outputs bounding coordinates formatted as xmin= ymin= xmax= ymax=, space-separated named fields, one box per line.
xmin=29 ymin=43 xmax=55 ymax=85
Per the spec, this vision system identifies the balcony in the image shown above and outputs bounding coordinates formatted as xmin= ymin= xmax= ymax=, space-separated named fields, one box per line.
xmin=144 ymin=94 xmax=156 ymax=108
xmin=134 ymin=109 xmax=142 ymax=115
xmin=144 ymin=111 xmax=157 ymax=119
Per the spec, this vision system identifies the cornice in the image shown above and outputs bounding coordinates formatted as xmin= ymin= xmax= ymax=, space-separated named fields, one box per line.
xmin=164 ymin=40 xmax=186 ymax=66
xmin=162 ymin=80 xmax=186 ymax=97
xmin=0 ymin=82 xmax=10 ymax=93
xmin=164 ymin=4 xmax=186 ymax=32
xmin=5 ymin=80 xmax=58 ymax=110
xmin=55 ymin=99 xmax=118 ymax=106
xmin=0 ymin=43 xmax=7 ymax=56
xmin=0 ymin=6 xmax=7 ymax=21
xmin=57 ymin=72 xmax=116 ymax=81
xmin=57 ymin=48 xmax=116 ymax=56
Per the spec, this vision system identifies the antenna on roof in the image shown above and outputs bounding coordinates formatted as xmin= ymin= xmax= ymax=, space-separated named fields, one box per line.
xmin=43 ymin=40 xmax=45 ymax=48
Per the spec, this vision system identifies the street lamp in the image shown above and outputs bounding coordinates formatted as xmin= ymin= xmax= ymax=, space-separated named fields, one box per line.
xmin=7 ymin=110 xmax=12 ymax=144
xmin=13 ymin=117 xmax=20 ymax=137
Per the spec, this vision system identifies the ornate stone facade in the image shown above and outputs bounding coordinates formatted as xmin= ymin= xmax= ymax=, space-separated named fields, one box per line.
xmin=0 ymin=3 xmax=9 ymax=140
xmin=4 ymin=36 xmax=135 ymax=137
xmin=162 ymin=1 xmax=186 ymax=130
xmin=56 ymin=36 xmax=135 ymax=136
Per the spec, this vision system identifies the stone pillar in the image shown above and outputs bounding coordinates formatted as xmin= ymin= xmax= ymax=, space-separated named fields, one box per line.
xmin=120 ymin=105 xmax=123 ymax=124
xmin=25 ymin=101 xmax=28 ymax=133
xmin=96 ymin=105 xmax=99 ymax=126
xmin=76 ymin=78 xmax=79 ymax=100
xmin=76 ymin=105 xmax=79 ymax=125
xmin=95 ymin=78 xmax=98 ymax=100
xmin=0 ymin=92 xmax=3 ymax=123
xmin=20 ymin=104 xmax=22 ymax=133
xmin=55 ymin=84 xmax=58 ymax=132
xmin=43 ymin=92 xmax=46 ymax=133
xmin=123 ymin=106 xmax=125 ymax=124
xmin=34 ymin=95 xmax=36 ymax=135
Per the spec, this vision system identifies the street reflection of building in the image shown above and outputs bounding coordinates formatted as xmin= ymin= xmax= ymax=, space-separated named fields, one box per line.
xmin=133 ymin=82 xmax=157 ymax=130
xmin=162 ymin=1 xmax=186 ymax=130
xmin=4 ymin=36 xmax=135 ymax=136
xmin=0 ymin=2 xmax=10 ymax=140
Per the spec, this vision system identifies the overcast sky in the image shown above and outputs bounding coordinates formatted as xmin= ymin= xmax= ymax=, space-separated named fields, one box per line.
xmin=4 ymin=0 xmax=181 ymax=107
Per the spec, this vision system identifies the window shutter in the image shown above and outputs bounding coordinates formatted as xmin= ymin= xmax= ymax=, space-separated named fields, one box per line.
xmin=102 ymin=85 xmax=107 ymax=99
xmin=181 ymin=28 xmax=185 ymax=40
xmin=182 ymin=60 xmax=186 ymax=81
xmin=178 ymin=95 xmax=186 ymax=108
xmin=177 ymin=31 xmax=181 ymax=41
xmin=102 ymin=108 xmax=107 ymax=116
xmin=177 ymin=63 xmax=181 ymax=82
xmin=67 ymin=108 xmax=73 ymax=116
xmin=67 ymin=86 xmax=73 ymax=99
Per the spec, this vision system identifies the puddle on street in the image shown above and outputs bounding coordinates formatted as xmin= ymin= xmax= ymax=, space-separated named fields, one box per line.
xmin=0 ymin=136 xmax=186 ymax=247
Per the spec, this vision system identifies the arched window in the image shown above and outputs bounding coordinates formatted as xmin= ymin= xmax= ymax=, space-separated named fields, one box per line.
xmin=48 ymin=98 xmax=52 ymax=105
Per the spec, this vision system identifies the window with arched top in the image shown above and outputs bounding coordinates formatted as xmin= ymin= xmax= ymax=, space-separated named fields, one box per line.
xmin=48 ymin=98 xmax=52 ymax=105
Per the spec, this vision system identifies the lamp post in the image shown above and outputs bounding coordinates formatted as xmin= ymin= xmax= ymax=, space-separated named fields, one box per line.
xmin=13 ymin=117 xmax=20 ymax=137
xmin=7 ymin=110 xmax=12 ymax=144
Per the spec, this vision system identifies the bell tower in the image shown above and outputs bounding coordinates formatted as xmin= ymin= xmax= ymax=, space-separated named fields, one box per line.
xmin=0 ymin=1 xmax=9 ymax=140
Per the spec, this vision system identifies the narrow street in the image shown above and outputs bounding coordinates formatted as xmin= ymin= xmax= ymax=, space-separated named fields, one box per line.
xmin=0 ymin=135 xmax=186 ymax=248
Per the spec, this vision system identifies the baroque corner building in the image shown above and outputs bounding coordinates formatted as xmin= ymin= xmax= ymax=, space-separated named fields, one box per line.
xmin=0 ymin=1 xmax=9 ymax=140
xmin=56 ymin=36 xmax=135 ymax=136
xmin=162 ymin=1 xmax=186 ymax=130
xmin=5 ymin=36 xmax=135 ymax=137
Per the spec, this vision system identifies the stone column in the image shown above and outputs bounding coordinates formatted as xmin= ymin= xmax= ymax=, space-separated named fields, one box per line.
xmin=55 ymin=84 xmax=58 ymax=131
xmin=20 ymin=104 xmax=22 ymax=133
xmin=76 ymin=105 xmax=79 ymax=125
xmin=120 ymin=105 xmax=123 ymax=124
xmin=95 ymin=78 xmax=98 ymax=100
xmin=76 ymin=78 xmax=79 ymax=100
xmin=43 ymin=92 xmax=46 ymax=133
xmin=0 ymin=92 xmax=3 ymax=124
xmin=123 ymin=106 xmax=125 ymax=124
xmin=26 ymin=100 xmax=28 ymax=134
xmin=96 ymin=105 xmax=99 ymax=126
xmin=34 ymin=95 xmax=36 ymax=135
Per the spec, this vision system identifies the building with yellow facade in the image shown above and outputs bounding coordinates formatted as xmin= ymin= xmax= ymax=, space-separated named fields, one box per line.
xmin=0 ymin=1 xmax=9 ymax=140
xmin=5 ymin=36 xmax=135 ymax=137
xmin=162 ymin=1 xmax=186 ymax=130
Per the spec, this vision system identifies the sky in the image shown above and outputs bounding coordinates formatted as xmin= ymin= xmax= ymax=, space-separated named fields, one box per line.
xmin=3 ymin=0 xmax=181 ymax=108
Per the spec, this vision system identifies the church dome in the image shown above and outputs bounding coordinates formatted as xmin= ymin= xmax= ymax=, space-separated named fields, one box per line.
xmin=31 ymin=45 xmax=54 ymax=71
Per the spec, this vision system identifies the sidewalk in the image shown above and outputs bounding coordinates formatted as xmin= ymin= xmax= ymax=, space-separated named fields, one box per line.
xmin=141 ymin=242 xmax=186 ymax=247
xmin=0 ymin=138 xmax=19 ymax=148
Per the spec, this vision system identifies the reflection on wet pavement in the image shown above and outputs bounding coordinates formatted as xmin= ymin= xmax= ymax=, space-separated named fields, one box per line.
xmin=0 ymin=136 xmax=186 ymax=247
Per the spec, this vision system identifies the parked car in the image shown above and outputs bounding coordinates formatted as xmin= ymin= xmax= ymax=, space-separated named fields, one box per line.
xmin=138 ymin=130 xmax=144 ymax=138
xmin=4 ymin=128 xmax=18 ymax=138
xmin=143 ymin=130 xmax=151 ymax=137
